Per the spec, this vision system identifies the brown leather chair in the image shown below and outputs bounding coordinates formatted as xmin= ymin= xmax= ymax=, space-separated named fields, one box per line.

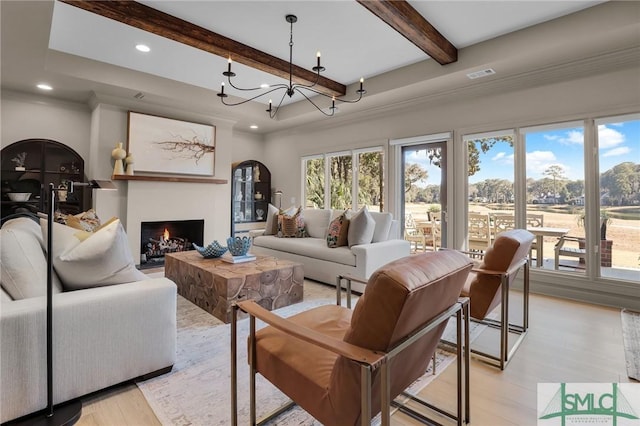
xmin=231 ymin=250 xmax=474 ymax=426
xmin=460 ymin=228 xmax=535 ymax=370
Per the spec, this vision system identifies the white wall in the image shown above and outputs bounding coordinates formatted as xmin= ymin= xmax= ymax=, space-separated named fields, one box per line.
xmin=231 ymin=130 xmax=265 ymax=164
xmin=1 ymin=90 xmax=91 ymax=168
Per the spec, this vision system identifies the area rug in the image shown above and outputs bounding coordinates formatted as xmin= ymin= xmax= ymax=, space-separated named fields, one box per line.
xmin=621 ymin=309 xmax=640 ymax=381
xmin=137 ymin=282 xmax=480 ymax=425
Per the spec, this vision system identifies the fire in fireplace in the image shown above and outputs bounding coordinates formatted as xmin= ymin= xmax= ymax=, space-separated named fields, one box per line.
xmin=140 ymin=219 xmax=204 ymax=269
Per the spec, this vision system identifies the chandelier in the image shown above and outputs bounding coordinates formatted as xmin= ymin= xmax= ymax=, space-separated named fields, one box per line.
xmin=217 ymin=14 xmax=366 ymax=118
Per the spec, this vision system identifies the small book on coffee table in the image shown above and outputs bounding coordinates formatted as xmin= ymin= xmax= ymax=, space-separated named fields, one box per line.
xmin=221 ymin=253 xmax=257 ymax=264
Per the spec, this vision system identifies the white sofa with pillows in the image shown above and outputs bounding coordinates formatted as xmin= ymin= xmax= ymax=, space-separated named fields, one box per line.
xmin=0 ymin=214 xmax=177 ymax=423
xmin=251 ymin=206 xmax=410 ymax=292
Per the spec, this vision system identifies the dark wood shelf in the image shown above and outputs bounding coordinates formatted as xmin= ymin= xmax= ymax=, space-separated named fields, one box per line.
xmin=112 ymin=174 xmax=228 ymax=184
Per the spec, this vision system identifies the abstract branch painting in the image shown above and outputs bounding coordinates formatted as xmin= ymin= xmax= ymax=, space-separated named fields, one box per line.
xmin=127 ymin=112 xmax=215 ymax=176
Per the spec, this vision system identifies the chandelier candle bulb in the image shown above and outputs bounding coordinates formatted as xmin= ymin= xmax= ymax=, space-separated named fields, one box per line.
xmin=360 ymin=78 xmax=364 ymax=91
xmin=317 ymin=51 xmax=321 ymax=68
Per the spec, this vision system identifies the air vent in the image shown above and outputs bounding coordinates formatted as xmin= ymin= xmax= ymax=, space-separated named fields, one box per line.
xmin=466 ymin=69 xmax=496 ymax=80
xmin=134 ymin=92 xmax=145 ymax=99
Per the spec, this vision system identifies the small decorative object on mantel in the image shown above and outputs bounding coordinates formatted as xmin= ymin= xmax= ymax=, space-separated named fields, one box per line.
xmin=112 ymin=142 xmax=126 ymax=175
xmin=11 ymin=152 xmax=26 ymax=171
xmin=226 ymin=236 xmax=252 ymax=256
xmin=125 ymin=152 xmax=135 ymax=175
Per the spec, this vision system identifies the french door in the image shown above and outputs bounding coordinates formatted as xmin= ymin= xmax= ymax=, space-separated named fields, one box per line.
xmin=400 ymin=141 xmax=448 ymax=251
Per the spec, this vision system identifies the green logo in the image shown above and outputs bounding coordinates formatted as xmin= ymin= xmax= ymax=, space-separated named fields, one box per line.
xmin=539 ymin=383 xmax=639 ymax=425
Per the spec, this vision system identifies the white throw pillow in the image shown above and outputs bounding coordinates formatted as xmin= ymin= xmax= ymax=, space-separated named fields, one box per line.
xmin=370 ymin=212 xmax=393 ymax=243
xmin=347 ymin=206 xmax=375 ymax=247
xmin=264 ymin=203 xmax=280 ymax=235
xmin=0 ymin=287 xmax=12 ymax=302
xmin=1 ymin=217 xmax=63 ymax=300
xmin=303 ymin=209 xmax=332 ymax=239
xmin=42 ymin=218 xmax=147 ymax=290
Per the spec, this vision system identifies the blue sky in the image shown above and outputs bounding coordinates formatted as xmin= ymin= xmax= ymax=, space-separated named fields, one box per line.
xmin=405 ymin=119 xmax=640 ymax=186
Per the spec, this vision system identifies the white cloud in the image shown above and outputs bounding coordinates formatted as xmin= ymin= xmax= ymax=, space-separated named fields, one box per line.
xmin=491 ymin=152 xmax=514 ymax=166
xmin=598 ymin=125 xmax=625 ymax=149
xmin=560 ymin=130 xmax=584 ymax=145
xmin=602 ymin=146 xmax=631 ymax=157
xmin=542 ymin=130 xmax=584 ymax=145
xmin=526 ymin=150 xmax=557 ymax=176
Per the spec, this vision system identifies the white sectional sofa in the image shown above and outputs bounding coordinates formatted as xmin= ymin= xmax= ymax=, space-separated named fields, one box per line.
xmin=251 ymin=208 xmax=410 ymax=292
xmin=0 ymin=216 xmax=177 ymax=423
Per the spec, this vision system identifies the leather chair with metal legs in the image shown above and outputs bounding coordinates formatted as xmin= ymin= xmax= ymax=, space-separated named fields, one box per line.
xmin=231 ymin=250 xmax=474 ymax=426
xmin=459 ymin=228 xmax=535 ymax=370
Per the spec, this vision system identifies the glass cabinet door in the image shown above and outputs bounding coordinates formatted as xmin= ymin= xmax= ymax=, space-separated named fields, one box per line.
xmin=231 ymin=160 xmax=271 ymax=236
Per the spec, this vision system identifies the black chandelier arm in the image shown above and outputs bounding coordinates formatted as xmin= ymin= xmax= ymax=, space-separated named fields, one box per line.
xmin=286 ymin=70 xmax=323 ymax=91
xmin=219 ymin=86 xmax=288 ymax=107
xmin=268 ymin=89 xmax=290 ymax=119
xmin=295 ymin=85 xmax=365 ymax=104
xmin=294 ymin=88 xmax=335 ymax=117
xmin=226 ymin=75 xmax=289 ymax=93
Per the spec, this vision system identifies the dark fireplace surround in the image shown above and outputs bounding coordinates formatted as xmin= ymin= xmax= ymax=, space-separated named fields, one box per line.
xmin=139 ymin=219 xmax=204 ymax=269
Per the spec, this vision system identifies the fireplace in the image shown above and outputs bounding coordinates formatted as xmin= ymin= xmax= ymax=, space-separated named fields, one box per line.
xmin=139 ymin=219 xmax=204 ymax=269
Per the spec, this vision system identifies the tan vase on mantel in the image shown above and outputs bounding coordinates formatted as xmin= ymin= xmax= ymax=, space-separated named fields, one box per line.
xmin=112 ymin=142 xmax=126 ymax=175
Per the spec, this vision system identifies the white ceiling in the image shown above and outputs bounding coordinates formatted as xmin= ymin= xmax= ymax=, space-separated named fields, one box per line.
xmin=47 ymin=0 xmax=603 ymax=105
xmin=2 ymin=0 xmax=626 ymax=133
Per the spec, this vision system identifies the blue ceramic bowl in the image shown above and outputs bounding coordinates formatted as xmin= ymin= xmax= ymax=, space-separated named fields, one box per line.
xmin=226 ymin=236 xmax=251 ymax=256
xmin=193 ymin=241 xmax=228 ymax=258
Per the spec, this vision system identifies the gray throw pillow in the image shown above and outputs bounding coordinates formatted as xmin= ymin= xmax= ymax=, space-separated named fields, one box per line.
xmin=348 ymin=206 xmax=375 ymax=247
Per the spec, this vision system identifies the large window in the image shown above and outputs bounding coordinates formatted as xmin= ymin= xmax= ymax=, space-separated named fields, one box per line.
xmin=522 ymin=122 xmax=586 ymax=273
xmin=463 ymin=131 xmax=515 ymax=252
xmin=596 ymin=114 xmax=640 ymax=278
xmin=303 ymin=148 xmax=384 ymax=211
xmin=329 ymin=153 xmax=352 ymax=210
xmin=303 ymin=156 xmax=324 ymax=208
xmin=460 ymin=118 xmax=639 ymax=281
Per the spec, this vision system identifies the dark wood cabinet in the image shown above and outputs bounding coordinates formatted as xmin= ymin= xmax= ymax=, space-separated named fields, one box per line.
xmin=1 ymin=139 xmax=89 ymax=221
xmin=231 ymin=160 xmax=271 ymax=236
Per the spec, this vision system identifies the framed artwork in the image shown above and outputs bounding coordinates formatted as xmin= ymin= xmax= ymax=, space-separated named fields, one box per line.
xmin=127 ymin=111 xmax=216 ymax=176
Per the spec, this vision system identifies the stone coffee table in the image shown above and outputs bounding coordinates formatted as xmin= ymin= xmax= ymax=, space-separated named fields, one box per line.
xmin=164 ymin=251 xmax=304 ymax=323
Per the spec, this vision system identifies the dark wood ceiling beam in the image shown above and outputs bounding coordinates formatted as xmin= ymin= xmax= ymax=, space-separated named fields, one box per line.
xmin=357 ymin=0 xmax=457 ymax=65
xmin=59 ymin=0 xmax=346 ymax=97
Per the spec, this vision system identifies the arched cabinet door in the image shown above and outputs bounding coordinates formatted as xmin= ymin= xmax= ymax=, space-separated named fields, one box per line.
xmin=1 ymin=139 xmax=89 ymax=221
xmin=231 ymin=160 xmax=271 ymax=236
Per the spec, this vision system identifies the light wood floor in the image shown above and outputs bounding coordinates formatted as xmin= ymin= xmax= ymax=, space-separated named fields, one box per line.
xmin=77 ymin=291 xmax=633 ymax=426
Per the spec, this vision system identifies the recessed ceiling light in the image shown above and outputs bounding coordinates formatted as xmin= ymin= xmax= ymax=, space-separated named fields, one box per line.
xmin=250 ymin=125 xmax=259 ymax=129
xmin=37 ymin=83 xmax=52 ymax=91
xmin=136 ymin=44 xmax=150 ymax=53
xmin=260 ymin=84 xmax=270 ymax=89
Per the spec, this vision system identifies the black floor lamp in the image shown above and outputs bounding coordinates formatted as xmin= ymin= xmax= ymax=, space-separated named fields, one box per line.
xmin=11 ymin=180 xmax=116 ymax=426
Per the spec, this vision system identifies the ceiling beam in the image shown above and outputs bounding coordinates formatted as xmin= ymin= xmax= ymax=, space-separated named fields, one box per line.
xmin=59 ymin=0 xmax=346 ymax=97
xmin=357 ymin=0 xmax=457 ymax=65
